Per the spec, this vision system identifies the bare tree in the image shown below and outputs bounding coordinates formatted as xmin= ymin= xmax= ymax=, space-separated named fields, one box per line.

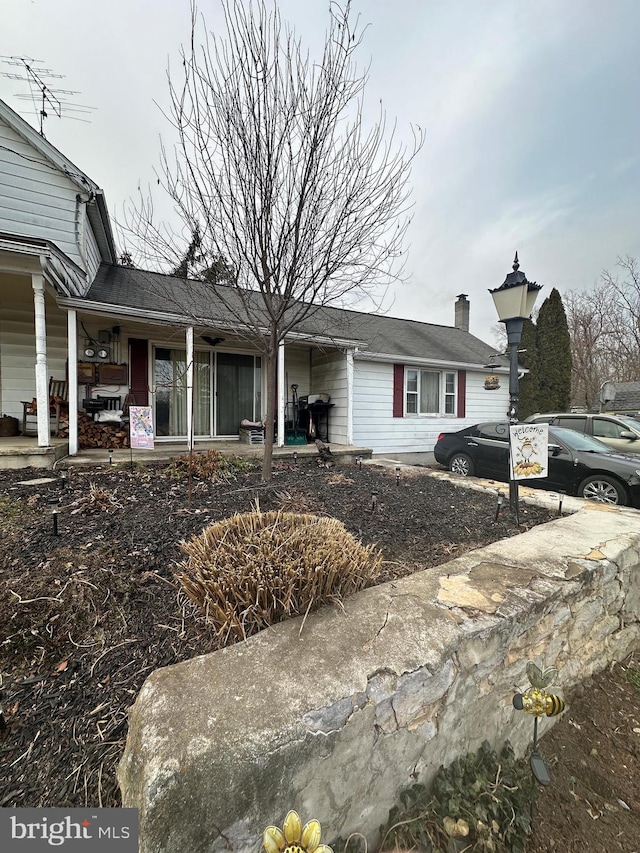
xmin=564 ymin=286 xmax=612 ymax=410
xmin=123 ymin=0 xmax=423 ymax=479
xmin=565 ymin=256 xmax=640 ymax=410
xmin=600 ymin=255 xmax=640 ymax=381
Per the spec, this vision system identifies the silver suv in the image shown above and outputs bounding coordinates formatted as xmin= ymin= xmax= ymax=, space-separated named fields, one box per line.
xmin=525 ymin=412 xmax=640 ymax=454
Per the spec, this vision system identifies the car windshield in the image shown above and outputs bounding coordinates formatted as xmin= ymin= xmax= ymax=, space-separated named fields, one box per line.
xmin=617 ymin=416 xmax=640 ymax=432
xmin=550 ymin=427 xmax=613 ymax=453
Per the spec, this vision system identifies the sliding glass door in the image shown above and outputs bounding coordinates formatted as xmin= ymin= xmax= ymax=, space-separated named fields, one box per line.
xmin=154 ymin=347 xmax=260 ymax=438
xmin=215 ymin=352 xmax=261 ymax=436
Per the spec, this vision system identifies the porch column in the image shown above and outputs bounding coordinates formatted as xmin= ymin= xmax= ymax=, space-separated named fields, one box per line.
xmin=67 ymin=309 xmax=78 ymax=455
xmin=32 ymin=273 xmax=50 ymax=447
xmin=346 ymin=348 xmax=354 ymax=445
xmin=186 ymin=326 xmax=194 ymax=450
xmin=277 ymin=341 xmax=285 ymax=447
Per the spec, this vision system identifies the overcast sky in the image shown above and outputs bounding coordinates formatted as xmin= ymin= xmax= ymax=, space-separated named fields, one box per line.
xmin=3 ymin=0 xmax=639 ymax=343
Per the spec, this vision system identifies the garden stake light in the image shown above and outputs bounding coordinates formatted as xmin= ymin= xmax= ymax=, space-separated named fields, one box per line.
xmin=371 ymin=491 xmax=378 ymax=510
xmin=558 ymin=491 xmax=565 ymax=517
xmin=494 ymin=491 xmax=504 ymax=521
xmin=52 ymin=509 xmax=59 ymax=536
xmin=108 ymin=448 xmax=113 ymax=465
xmin=293 ymin=451 xmax=298 ymax=466
xmin=395 ymin=465 xmax=400 ymax=484
xmin=512 ymin=661 xmax=566 ymax=787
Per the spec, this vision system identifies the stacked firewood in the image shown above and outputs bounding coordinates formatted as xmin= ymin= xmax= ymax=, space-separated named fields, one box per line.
xmin=57 ymin=412 xmax=130 ymax=449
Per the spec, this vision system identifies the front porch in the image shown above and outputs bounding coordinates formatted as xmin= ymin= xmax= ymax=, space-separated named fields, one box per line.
xmin=0 ymin=436 xmax=70 ymax=469
xmin=0 ymin=435 xmax=373 ymax=470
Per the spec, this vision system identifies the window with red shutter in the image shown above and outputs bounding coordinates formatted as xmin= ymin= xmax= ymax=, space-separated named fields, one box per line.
xmin=393 ymin=364 xmax=404 ymax=417
xmin=457 ymin=370 xmax=466 ymax=418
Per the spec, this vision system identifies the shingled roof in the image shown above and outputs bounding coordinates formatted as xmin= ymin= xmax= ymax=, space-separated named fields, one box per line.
xmin=605 ymin=382 xmax=640 ymax=413
xmin=84 ymin=263 xmax=502 ymax=368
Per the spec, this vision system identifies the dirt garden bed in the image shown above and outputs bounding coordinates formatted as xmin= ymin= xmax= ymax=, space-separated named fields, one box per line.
xmin=0 ymin=456 xmax=638 ymax=851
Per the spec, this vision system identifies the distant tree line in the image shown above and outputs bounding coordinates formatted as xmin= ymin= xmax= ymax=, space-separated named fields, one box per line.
xmin=565 ymin=256 xmax=640 ymax=411
xmin=497 ymin=257 xmax=640 ymax=418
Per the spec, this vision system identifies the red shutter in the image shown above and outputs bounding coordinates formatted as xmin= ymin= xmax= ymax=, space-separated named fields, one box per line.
xmin=457 ymin=370 xmax=466 ymax=418
xmin=129 ymin=339 xmax=149 ymax=406
xmin=393 ymin=364 xmax=404 ymax=417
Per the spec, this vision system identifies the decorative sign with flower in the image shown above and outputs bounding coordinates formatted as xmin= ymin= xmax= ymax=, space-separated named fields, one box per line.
xmin=129 ymin=406 xmax=155 ymax=449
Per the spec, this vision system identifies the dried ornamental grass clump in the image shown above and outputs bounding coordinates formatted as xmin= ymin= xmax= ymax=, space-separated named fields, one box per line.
xmin=175 ymin=509 xmax=382 ymax=644
xmin=167 ymin=448 xmax=257 ymax=482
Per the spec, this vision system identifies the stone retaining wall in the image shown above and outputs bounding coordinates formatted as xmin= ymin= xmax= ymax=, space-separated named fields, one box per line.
xmin=118 ymin=504 xmax=640 ymax=852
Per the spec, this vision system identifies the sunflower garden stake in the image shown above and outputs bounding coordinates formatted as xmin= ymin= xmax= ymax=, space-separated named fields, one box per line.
xmin=512 ymin=661 xmax=566 ymax=787
xmin=263 ymin=810 xmax=333 ymax=853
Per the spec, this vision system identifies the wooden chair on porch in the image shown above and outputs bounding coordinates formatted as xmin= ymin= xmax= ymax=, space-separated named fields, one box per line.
xmin=22 ymin=377 xmax=69 ymax=436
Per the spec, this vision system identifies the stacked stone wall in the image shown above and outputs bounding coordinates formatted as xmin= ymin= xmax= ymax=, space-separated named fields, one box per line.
xmin=118 ymin=505 xmax=640 ymax=852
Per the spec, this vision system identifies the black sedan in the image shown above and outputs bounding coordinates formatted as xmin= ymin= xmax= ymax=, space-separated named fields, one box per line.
xmin=434 ymin=422 xmax=640 ymax=507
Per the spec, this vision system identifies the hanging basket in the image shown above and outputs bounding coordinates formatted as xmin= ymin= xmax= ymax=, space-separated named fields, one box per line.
xmin=484 ymin=375 xmax=501 ymax=391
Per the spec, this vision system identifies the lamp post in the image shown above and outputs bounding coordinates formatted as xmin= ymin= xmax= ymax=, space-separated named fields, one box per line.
xmin=489 ymin=253 xmax=542 ymax=512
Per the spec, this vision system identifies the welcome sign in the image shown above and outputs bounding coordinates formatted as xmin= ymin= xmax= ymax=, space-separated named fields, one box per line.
xmin=509 ymin=423 xmax=549 ymax=480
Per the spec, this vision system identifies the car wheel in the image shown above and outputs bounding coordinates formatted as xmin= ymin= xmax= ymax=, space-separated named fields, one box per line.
xmin=449 ymin=453 xmax=475 ymax=477
xmin=578 ymin=475 xmax=629 ymax=506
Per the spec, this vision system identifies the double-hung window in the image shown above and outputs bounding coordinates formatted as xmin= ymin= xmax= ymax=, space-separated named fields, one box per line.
xmin=406 ymin=369 xmax=456 ymax=415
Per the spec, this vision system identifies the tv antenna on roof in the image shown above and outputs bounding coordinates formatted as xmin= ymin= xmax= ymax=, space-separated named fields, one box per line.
xmin=0 ymin=56 xmax=95 ymax=137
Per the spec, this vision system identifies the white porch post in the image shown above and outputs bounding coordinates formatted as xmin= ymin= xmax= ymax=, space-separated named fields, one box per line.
xmin=346 ymin=348 xmax=354 ymax=445
xmin=67 ymin=309 xmax=78 ymax=455
xmin=32 ymin=273 xmax=50 ymax=446
xmin=186 ymin=326 xmax=194 ymax=450
xmin=277 ymin=341 xmax=285 ymax=447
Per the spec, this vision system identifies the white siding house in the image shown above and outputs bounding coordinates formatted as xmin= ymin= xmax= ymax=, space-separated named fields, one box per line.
xmin=0 ymin=96 xmax=515 ymax=465
xmin=311 ymin=350 xmax=349 ymax=445
xmin=352 ymin=358 xmax=509 ymax=461
xmin=0 ymin=98 xmax=116 ymax=449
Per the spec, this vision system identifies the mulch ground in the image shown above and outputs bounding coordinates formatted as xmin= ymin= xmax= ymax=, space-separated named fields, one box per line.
xmin=0 ymin=454 xmax=638 ymax=852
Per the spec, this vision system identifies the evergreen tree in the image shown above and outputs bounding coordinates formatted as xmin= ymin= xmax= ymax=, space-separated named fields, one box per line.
xmin=516 ymin=317 xmax=539 ymax=419
xmin=535 ymin=288 xmax=572 ymax=412
xmin=172 ymin=228 xmax=235 ymax=286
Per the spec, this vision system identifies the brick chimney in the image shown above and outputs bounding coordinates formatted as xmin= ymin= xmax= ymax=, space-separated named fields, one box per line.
xmin=455 ymin=294 xmax=469 ymax=332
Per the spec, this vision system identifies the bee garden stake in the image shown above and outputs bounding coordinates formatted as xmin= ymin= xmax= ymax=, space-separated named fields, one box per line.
xmin=513 ymin=661 xmax=566 ymax=786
